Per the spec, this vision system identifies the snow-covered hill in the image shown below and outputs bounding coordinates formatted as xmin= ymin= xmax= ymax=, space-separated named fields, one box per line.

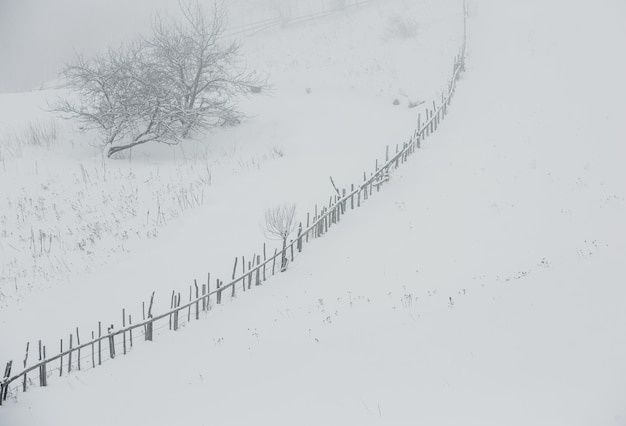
xmin=0 ymin=0 xmax=461 ymax=384
xmin=2 ymin=0 xmax=626 ymax=424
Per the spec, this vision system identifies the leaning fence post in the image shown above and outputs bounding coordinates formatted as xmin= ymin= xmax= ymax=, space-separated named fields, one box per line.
xmin=195 ymin=280 xmax=200 ymax=319
xmin=263 ymin=243 xmax=267 ymax=280
xmin=1 ymin=360 xmax=12 ymax=404
xmin=128 ymin=315 xmax=133 ymax=348
xmin=75 ymin=328 xmax=81 ymax=370
xmin=231 ymin=258 xmax=238 ymax=281
xmin=91 ymin=332 xmax=95 ymax=367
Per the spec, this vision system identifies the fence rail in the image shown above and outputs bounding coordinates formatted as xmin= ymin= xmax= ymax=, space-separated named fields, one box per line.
xmin=0 ymin=0 xmax=467 ymax=406
xmin=223 ymin=1 xmax=374 ymax=38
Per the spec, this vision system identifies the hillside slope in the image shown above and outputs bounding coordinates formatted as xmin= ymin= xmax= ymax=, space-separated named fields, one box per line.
xmin=2 ymin=0 xmax=626 ymax=425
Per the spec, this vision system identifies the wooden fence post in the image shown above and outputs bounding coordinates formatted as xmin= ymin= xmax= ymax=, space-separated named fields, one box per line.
xmin=128 ymin=315 xmax=133 ymax=348
xmin=59 ymin=338 xmax=63 ymax=377
xmin=108 ymin=325 xmax=115 ymax=359
xmin=122 ymin=309 xmax=127 ymax=355
xmin=41 ymin=346 xmax=47 ymax=387
xmin=22 ymin=342 xmax=29 ymax=392
xmin=169 ymin=291 xmax=175 ymax=330
xmin=202 ymin=284 xmax=207 ymax=311
xmin=231 ymin=258 xmax=238 ymax=283
xmin=241 ymin=256 xmax=246 ymax=291
xmin=256 ymin=255 xmax=261 ymax=286
xmin=1 ymin=360 xmax=12 ymax=404
xmin=217 ymin=279 xmax=222 ymax=304
xmin=350 ymin=184 xmax=355 ymax=210
xmin=68 ymin=333 xmax=73 ymax=373
xmin=206 ymin=274 xmax=211 ymax=309
xmin=91 ymin=332 xmax=95 ymax=367
xmin=297 ymin=223 xmax=303 ymax=252
xmin=246 ymin=260 xmax=251 ymax=290
xmin=263 ymin=243 xmax=267 ymax=280
xmin=75 ymin=328 xmax=81 ymax=370
xmin=174 ymin=294 xmax=180 ymax=330
xmin=195 ymin=280 xmax=200 ymax=319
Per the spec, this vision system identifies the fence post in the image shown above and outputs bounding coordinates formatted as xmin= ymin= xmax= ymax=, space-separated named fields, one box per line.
xmin=263 ymin=243 xmax=267 ymax=280
xmin=108 ymin=325 xmax=116 ymax=359
xmin=1 ymin=360 xmax=12 ymax=404
xmin=195 ymin=280 xmax=200 ymax=319
xmin=241 ymin=256 xmax=246 ymax=291
xmin=202 ymin=284 xmax=207 ymax=311
xmin=22 ymin=342 xmax=29 ymax=392
xmin=91 ymin=331 xmax=95 ymax=367
xmin=40 ymin=345 xmax=48 ymax=387
xmin=75 ymin=328 xmax=81 ymax=371
xmin=122 ymin=309 xmax=127 ymax=355
xmin=256 ymin=255 xmax=261 ymax=285
xmin=248 ymin=260 xmax=253 ymax=289
xmin=68 ymin=333 xmax=73 ymax=373
xmin=306 ymin=214 xmax=310 ymax=243
xmin=146 ymin=320 xmax=153 ymax=342
xmin=128 ymin=315 xmax=133 ymax=348
xmin=272 ymin=248 xmax=277 ymax=275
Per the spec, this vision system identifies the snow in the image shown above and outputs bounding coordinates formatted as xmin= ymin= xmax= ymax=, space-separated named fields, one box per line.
xmin=2 ymin=0 xmax=626 ymax=424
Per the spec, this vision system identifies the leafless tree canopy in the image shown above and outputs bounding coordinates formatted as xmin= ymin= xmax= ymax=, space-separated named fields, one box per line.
xmin=263 ymin=204 xmax=297 ymax=241
xmin=56 ymin=1 xmax=266 ymax=158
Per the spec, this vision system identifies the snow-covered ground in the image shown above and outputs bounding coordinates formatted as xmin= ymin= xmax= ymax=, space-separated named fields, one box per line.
xmin=2 ymin=0 xmax=626 ymax=424
xmin=0 ymin=0 xmax=461 ymax=358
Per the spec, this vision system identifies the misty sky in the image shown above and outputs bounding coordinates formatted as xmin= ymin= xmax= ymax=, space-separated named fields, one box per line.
xmin=0 ymin=0 xmax=188 ymax=93
xmin=0 ymin=0 xmax=349 ymax=93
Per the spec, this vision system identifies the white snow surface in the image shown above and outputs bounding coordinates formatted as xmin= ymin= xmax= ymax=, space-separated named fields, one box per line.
xmin=2 ymin=0 xmax=626 ymax=425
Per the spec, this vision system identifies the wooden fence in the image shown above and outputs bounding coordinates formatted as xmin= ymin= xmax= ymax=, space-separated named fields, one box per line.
xmin=0 ymin=1 xmax=467 ymax=406
xmin=223 ymin=0 xmax=374 ymax=38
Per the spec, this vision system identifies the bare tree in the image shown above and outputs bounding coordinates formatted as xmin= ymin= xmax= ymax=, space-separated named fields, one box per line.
xmin=148 ymin=2 xmax=266 ymax=135
xmin=263 ymin=203 xmax=296 ymax=271
xmin=56 ymin=1 xmax=266 ymax=158
xmin=56 ymin=43 xmax=189 ymax=157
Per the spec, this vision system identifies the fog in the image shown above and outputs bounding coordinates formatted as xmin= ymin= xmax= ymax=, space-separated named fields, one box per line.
xmin=0 ymin=0 xmax=360 ymax=93
xmin=0 ymin=0 xmax=279 ymax=93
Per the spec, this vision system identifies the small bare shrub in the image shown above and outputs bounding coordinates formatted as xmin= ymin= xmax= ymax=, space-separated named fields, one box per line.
xmin=263 ymin=203 xmax=296 ymax=271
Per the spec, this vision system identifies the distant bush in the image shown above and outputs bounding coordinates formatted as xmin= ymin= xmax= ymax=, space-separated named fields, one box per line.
xmin=23 ymin=120 xmax=58 ymax=149
xmin=385 ymin=16 xmax=419 ymax=40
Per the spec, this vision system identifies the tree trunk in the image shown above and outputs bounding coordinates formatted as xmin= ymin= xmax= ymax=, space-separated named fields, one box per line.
xmin=280 ymin=238 xmax=288 ymax=272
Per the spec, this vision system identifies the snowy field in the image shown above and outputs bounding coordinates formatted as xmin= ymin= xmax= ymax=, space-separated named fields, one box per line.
xmin=2 ymin=0 xmax=626 ymax=424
